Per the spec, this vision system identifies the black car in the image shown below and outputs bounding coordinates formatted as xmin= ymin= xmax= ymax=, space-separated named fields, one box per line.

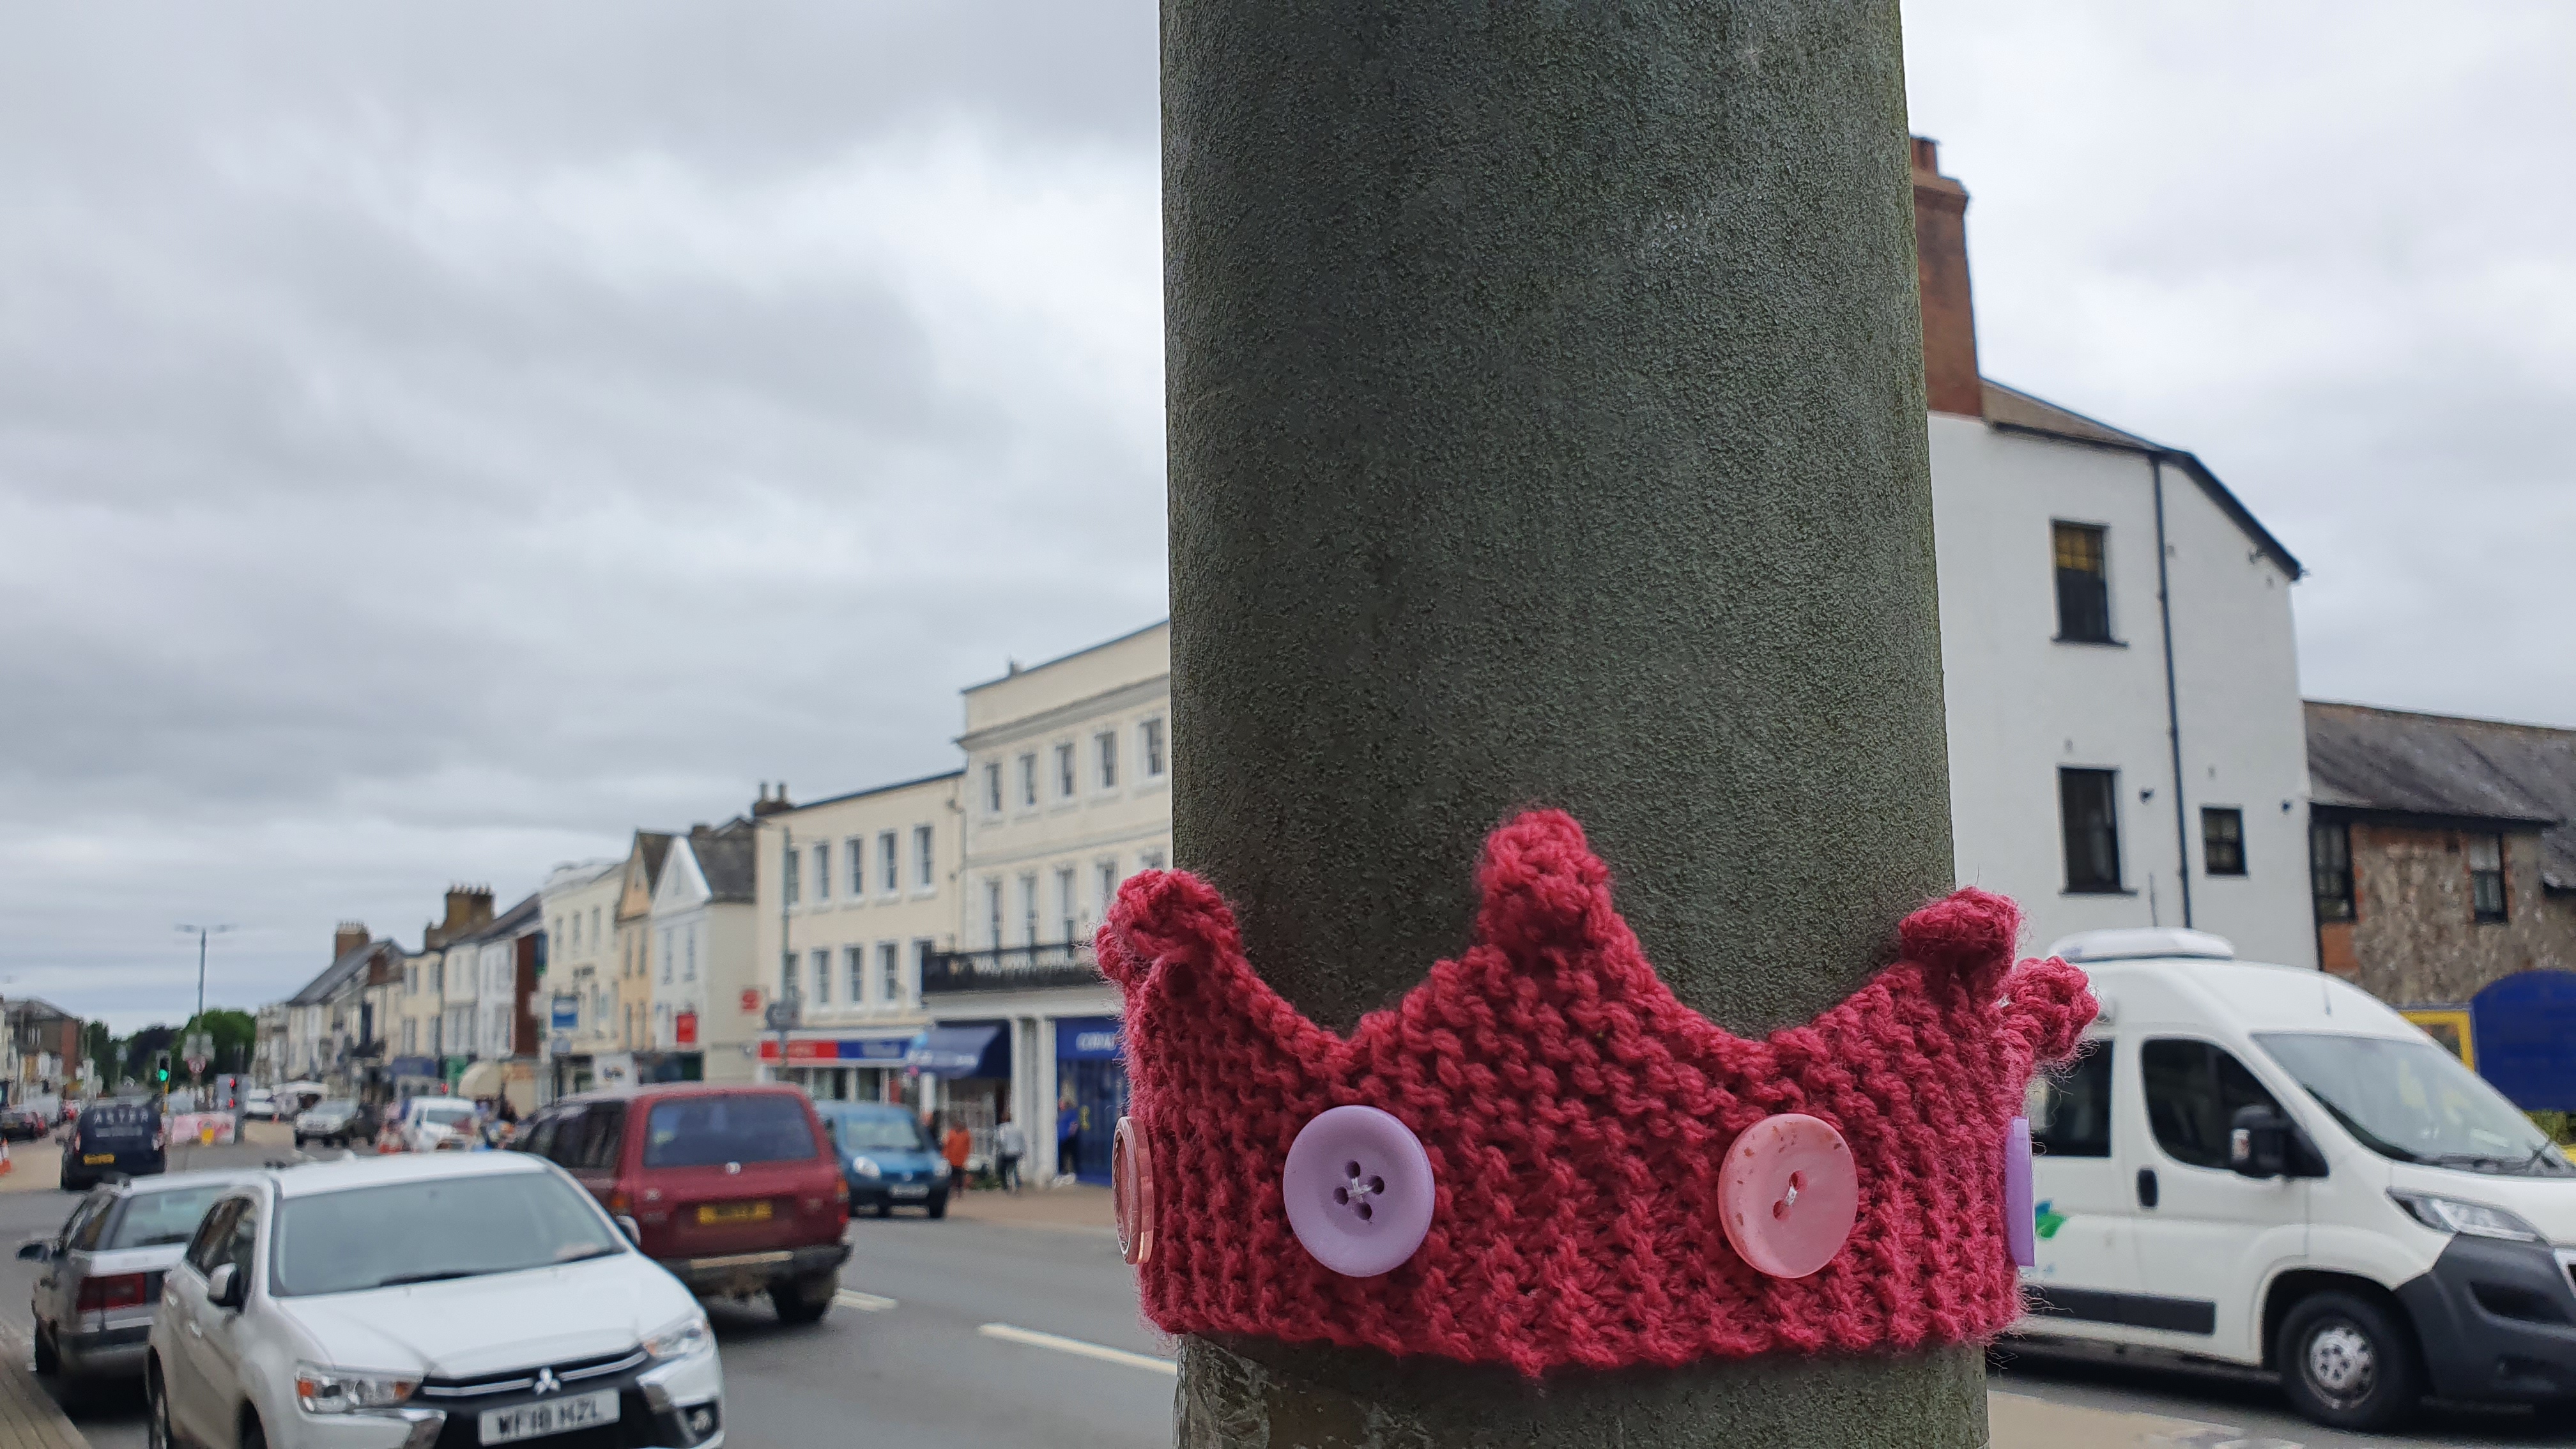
xmin=59 ymin=1101 xmax=163 ymax=1191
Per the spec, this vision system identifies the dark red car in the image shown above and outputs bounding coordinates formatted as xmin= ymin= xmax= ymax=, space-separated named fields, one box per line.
xmin=514 ymin=1083 xmax=850 ymax=1321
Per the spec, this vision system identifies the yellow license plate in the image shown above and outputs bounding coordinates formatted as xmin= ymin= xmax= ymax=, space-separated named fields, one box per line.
xmin=696 ymin=1200 xmax=772 ymax=1225
xmin=83 ymin=1153 xmax=116 ymax=1165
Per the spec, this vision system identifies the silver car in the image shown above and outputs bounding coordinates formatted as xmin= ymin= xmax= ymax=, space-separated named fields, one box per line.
xmin=19 ymin=1170 xmax=261 ymax=1388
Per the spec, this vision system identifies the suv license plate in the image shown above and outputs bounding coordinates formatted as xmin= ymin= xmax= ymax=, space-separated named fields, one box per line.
xmin=697 ymin=1200 xmax=772 ymax=1224
xmin=83 ymin=1153 xmax=116 ymax=1165
xmin=479 ymin=1388 xmax=619 ymax=1444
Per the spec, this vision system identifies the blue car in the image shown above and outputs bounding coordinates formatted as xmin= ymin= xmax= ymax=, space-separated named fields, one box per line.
xmin=816 ymin=1103 xmax=950 ymax=1218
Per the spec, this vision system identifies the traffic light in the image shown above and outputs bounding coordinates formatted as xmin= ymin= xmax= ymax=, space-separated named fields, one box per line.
xmin=153 ymin=1050 xmax=171 ymax=1085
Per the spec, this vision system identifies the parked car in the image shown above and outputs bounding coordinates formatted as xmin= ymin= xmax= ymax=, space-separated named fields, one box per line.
xmin=516 ymin=1084 xmax=849 ymax=1322
xmin=146 ymin=1152 xmax=723 ymax=1449
xmin=0 ymin=1103 xmax=52 ymax=1141
xmin=815 ymin=1101 xmax=950 ymax=1218
xmin=18 ymin=1170 xmax=259 ymax=1392
xmin=240 ymin=1090 xmax=278 ymax=1123
xmin=61 ymin=1099 xmax=164 ymax=1192
xmin=290 ymin=1098 xmax=372 ymax=1149
xmin=2015 ymin=928 xmax=2576 ymax=1432
xmin=398 ymin=1097 xmax=481 ymax=1152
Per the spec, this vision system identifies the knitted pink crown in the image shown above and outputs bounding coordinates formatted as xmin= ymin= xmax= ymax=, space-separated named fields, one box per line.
xmin=1094 ymin=810 xmax=2096 ymax=1377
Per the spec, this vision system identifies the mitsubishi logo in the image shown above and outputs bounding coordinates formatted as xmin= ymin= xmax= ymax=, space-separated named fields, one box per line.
xmin=532 ymin=1368 xmax=560 ymax=1397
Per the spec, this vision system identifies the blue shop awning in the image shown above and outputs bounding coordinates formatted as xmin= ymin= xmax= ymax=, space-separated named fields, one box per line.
xmin=905 ymin=1025 xmax=1011 ymax=1079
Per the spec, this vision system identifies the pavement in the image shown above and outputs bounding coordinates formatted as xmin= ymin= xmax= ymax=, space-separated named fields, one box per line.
xmin=0 ymin=1142 xmax=2556 ymax=1447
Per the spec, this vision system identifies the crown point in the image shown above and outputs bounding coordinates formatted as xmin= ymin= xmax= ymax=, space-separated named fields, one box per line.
xmin=1100 ymin=867 xmax=1239 ymax=991
xmin=1899 ymin=888 xmax=2020 ymax=986
xmin=1475 ymin=809 xmax=1611 ymax=949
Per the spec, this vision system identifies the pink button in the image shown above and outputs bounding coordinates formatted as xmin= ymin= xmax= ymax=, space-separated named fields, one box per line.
xmin=1717 ymin=1113 xmax=1859 ymax=1279
xmin=1282 ymin=1105 xmax=1435 ymax=1278
xmin=1113 ymin=1116 xmax=1154 ymax=1266
xmin=2004 ymin=1116 xmax=2035 ymax=1268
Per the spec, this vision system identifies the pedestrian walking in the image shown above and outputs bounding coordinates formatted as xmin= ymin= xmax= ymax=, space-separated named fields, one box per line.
xmin=942 ymin=1119 xmax=972 ymax=1192
xmin=1056 ymin=1095 xmax=1080 ymax=1186
xmin=993 ymin=1112 xmax=1025 ymax=1193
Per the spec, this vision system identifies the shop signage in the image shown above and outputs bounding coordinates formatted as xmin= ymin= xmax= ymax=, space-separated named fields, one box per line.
xmin=758 ymin=1034 xmax=914 ymax=1063
xmin=674 ymin=1011 xmax=698 ymax=1046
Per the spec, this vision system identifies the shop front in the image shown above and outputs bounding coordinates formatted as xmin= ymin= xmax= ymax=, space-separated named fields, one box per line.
xmin=758 ymin=1031 xmax=917 ymax=1102
xmin=907 ymin=1022 xmax=1012 ymax=1162
xmin=1053 ymin=1016 xmax=1126 ymax=1185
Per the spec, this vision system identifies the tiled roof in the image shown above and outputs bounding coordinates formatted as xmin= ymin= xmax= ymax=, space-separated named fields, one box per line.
xmin=2307 ymin=701 xmax=2576 ymax=892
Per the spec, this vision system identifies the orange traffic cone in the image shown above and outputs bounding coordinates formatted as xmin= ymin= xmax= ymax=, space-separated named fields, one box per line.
xmin=1 ymin=1138 xmax=13 ymax=1175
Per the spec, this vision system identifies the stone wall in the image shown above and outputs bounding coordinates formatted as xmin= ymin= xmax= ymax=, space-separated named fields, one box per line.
xmin=2325 ymin=820 xmax=2576 ymax=1005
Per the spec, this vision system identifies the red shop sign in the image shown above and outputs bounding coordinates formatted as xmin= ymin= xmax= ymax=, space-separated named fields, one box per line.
xmin=674 ymin=1011 xmax=699 ymax=1046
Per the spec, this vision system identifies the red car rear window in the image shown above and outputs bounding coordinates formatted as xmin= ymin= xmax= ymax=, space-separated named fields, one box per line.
xmin=641 ymin=1095 xmax=816 ymax=1168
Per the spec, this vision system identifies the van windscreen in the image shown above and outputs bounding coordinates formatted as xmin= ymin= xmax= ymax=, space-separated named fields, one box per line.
xmin=2256 ymin=1032 xmax=2572 ymax=1176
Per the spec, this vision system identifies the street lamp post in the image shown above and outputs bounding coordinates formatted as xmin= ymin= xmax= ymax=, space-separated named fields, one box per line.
xmin=1163 ymin=0 xmax=1962 ymax=1442
xmin=174 ymin=923 xmax=235 ymax=1028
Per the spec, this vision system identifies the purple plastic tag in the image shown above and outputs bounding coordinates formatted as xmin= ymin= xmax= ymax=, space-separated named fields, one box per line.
xmin=2004 ymin=1115 xmax=2035 ymax=1268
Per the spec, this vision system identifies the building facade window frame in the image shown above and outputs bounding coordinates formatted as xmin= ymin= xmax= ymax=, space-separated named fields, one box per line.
xmin=2309 ymin=819 xmax=2354 ymax=922
xmin=1140 ymin=717 xmax=1167 ymax=779
xmin=1017 ymin=752 xmax=1038 ymax=809
xmin=2200 ymin=806 xmax=2246 ymax=877
xmin=1097 ymin=730 xmax=1119 ymax=791
xmin=983 ymin=760 xmax=1003 ymax=816
xmin=812 ymin=842 xmax=831 ymax=902
xmin=846 ymin=836 xmax=865 ymax=897
xmin=2467 ymin=834 xmax=2508 ymax=923
xmin=880 ymin=830 xmax=900 ymax=894
xmin=2058 ymin=767 xmax=2126 ymax=894
xmin=913 ymin=824 xmax=935 ymax=892
xmin=2051 ymin=520 xmax=2117 ymax=646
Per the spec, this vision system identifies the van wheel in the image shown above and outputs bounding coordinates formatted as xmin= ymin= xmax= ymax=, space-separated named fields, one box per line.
xmin=2278 ymin=1291 xmax=2419 ymax=1432
xmin=32 ymin=1324 xmax=57 ymax=1376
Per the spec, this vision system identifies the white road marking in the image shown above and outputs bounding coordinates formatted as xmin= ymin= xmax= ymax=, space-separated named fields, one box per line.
xmin=976 ymin=1322 xmax=1179 ymax=1376
xmin=834 ymin=1290 xmax=898 ymax=1312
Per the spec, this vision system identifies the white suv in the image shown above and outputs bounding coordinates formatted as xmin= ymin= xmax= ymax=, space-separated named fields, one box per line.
xmin=147 ymin=1151 xmax=724 ymax=1448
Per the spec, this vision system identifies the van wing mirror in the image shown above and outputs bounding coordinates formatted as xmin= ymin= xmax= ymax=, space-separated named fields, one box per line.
xmin=2229 ymin=1106 xmax=2294 ymax=1178
xmin=206 ymin=1262 xmax=245 ymax=1310
xmin=15 ymin=1239 xmax=50 ymax=1262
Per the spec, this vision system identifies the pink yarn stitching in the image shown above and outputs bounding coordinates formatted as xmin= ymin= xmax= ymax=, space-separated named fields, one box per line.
xmin=1096 ymin=809 xmax=2097 ymax=1376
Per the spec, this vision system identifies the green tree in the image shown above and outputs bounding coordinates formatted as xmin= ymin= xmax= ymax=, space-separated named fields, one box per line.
xmin=181 ymin=1009 xmax=258 ymax=1077
xmin=82 ymin=1021 xmax=118 ymax=1089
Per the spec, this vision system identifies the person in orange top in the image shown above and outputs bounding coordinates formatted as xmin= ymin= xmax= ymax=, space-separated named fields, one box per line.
xmin=942 ymin=1117 xmax=973 ymax=1190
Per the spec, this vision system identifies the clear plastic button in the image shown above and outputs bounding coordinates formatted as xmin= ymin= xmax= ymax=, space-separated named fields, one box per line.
xmin=1113 ymin=1116 xmax=1154 ymax=1266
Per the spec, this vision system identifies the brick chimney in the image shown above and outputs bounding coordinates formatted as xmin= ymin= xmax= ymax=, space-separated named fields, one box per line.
xmin=1910 ymin=137 xmax=1982 ymax=418
xmin=333 ymin=921 xmax=370 ymax=961
xmin=751 ymin=781 xmax=794 ymax=818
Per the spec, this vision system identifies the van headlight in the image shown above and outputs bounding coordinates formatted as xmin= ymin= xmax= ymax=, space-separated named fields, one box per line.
xmin=294 ymin=1363 xmax=421 ymax=1414
xmin=849 ymin=1155 xmax=882 ymax=1179
xmin=931 ymin=1162 xmax=951 ymax=1181
xmin=643 ymin=1312 xmax=714 ymax=1362
xmin=2388 ymin=1190 xmax=2544 ymax=1242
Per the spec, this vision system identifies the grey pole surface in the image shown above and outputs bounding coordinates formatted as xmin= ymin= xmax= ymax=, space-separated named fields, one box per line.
xmin=1163 ymin=1 xmax=1970 ymax=1445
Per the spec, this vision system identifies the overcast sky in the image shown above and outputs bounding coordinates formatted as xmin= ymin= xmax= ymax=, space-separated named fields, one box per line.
xmin=3 ymin=3 xmax=2568 ymax=1032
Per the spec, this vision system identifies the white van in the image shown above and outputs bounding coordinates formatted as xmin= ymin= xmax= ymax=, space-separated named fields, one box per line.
xmin=2015 ymin=928 xmax=2576 ymax=1430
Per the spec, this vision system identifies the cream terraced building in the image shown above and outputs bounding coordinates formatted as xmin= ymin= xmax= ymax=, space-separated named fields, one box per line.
xmin=940 ymin=622 xmax=1171 ymax=1183
xmin=537 ymin=857 xmax=623 ymax=1095
xmin=749 ymin=770 xmax=965 ymax=1101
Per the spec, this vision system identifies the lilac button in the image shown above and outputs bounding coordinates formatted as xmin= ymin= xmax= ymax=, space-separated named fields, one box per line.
xmin=2004 ymin=1114 xmax=2035 ymax=1268
xmin=1282 ymin=1105 xmax=1435 ymax=1278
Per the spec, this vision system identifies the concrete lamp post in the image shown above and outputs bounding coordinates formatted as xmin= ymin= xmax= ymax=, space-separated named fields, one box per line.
xmin=1162 ymin=0 xmax=1970 ymax=1444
